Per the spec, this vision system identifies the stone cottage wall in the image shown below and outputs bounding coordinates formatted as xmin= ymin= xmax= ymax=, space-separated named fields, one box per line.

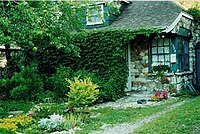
xmin=192 ymin=25 xmax=200 ymax=85
xmin=129 ymin=16 xmax=200 ymax=92
xmin=130 ymin=40 xmax=163 ymax=92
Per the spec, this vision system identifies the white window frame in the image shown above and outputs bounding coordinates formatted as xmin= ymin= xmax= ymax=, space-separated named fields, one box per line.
xmin=86 ymin=4 xmax=104 ymax=25
xmin=151 ymin=38 xmax=171 ymax=68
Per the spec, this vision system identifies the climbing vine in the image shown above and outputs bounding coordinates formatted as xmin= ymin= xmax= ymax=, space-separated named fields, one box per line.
xmin=67 ymin=28 xmax=160 ymax=101
xmin=188 ymin=7 xmax=200 ymax=24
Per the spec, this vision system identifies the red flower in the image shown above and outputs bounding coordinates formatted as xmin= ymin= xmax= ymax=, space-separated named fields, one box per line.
xmin=174 ymin=88 xmax=177 ymax=93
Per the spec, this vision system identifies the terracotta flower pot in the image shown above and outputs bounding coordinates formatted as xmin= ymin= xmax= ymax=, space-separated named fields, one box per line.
xmin=161 ymin=77 xmax=169 ymax=84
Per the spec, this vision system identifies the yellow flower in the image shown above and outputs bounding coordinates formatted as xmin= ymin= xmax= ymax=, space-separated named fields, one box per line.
xmin=0 ymin=114 xmax=33 ymax=132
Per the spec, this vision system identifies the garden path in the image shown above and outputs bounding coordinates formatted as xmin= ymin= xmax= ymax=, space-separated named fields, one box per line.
xmin=91 ymin=91 xmax=176 ymax=109
xmin=90 ymin=99 xmax=188 ymax=134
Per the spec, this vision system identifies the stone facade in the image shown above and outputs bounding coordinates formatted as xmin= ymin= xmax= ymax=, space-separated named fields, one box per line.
xmin=128 ymin=16 xmax=200 ymax=92
xmin=130 ymin=39 xmax=165 ymax=92
xmin=0 ymin=51 xmax=6 ymax=68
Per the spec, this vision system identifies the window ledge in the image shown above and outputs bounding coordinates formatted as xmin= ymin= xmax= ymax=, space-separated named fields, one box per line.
xmin=175 ymin=71 xmax=193 ymax=76
xmin=148 ymin=72 xmax=174 ymax=77
xmin=86 ymin=21 xmax=103 ymax=26
xmin=148 ymin=71 xmax=193 ymax=77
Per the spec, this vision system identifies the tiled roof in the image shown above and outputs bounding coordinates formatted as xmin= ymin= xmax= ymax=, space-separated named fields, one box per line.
xmin=110 ymin=1 xmax=185 ymax=30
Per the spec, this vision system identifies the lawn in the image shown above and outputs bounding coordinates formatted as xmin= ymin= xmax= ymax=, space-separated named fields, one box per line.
xmin=76 ymin=99 xmax=180 ymax=134
xmin=0 ymin=99 xmax=180 ymax=133
xmin=0 ymin=101 xmax=33 ymax=118
xmin=2 ymin=96 xmax=198 ymax=134
xmin=133 ymin=96 xmax=200 ymax=134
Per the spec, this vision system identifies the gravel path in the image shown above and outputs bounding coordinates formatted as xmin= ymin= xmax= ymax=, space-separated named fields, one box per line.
xmin=90 ymin=91 xmax=178 ymax=109
xmin=89 ymin=100 xmax=187 ymax=134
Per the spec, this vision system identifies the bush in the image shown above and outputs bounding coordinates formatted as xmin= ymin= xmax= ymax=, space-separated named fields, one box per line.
xmin=67 ymin=76 xmax=99 ymax=108
xmin=47 ymin=66 xmax=72 ymax=98
xmin=10 ymin=66 xmax=43 ymax=101
xmin=188 ymin=7 xmax=200 ymax=24
xmin=45 ymin=66 xmax=101 ymax=100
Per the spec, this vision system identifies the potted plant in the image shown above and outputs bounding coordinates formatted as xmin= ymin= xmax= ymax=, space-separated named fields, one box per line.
xmin=152 ymin=65 xmax=170 ymax=84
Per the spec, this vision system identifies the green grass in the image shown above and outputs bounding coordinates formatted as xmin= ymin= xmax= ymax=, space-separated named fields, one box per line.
xmin=77 ymin=99 xmax=180 ymax=134
xmin=0 ymin=100 xmax=33 ymax=118
xmin=134 ymin=96 xmax=200 ymax=134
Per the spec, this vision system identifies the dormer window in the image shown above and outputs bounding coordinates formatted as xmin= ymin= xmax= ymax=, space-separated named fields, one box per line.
xmin=86 ymin=4 xmax=104 ymax=25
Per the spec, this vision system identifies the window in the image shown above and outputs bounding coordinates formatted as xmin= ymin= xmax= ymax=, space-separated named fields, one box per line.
xmin=86 ymin=4 xmax=104 ymax=25
xmin=151 ymin=38 xmax=171 ymax=69
xmin=177 ymin=37 xmax=189 ymax=71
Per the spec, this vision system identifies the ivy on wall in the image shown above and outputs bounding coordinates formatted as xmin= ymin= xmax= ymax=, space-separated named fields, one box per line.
xmin=68 ymin=28 xmax=160 ymax=101
xmin=188 ymin=7 xmax=200 ymax=24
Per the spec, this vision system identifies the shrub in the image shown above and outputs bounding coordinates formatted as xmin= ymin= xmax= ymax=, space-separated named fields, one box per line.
xmin=0 ymin=76 xmax=23 ymax=99
xmin=10 ymin=66 xmax=43 ymax=101
xmin=46 ymin=66 xmax=100 ymax=100
xmin=47 ymin=66 xmax=72 ymax=98
xmin=38 ymin=113 xmax=64 ymax=132
xmin=67 ymin=76 xmax=99 ymax=108
xmin=188 ymin=7 xmax=200 ymax=24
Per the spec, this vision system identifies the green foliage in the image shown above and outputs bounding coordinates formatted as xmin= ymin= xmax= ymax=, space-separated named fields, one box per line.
xmin=0 ymin=1 xmax=83 ymax=49
xmin=0 ymin=100 xmax=32 ymax=118
xmin=9 ymin=66 xmax=43 ymax=101
xmin=30 ymin=103 xmax=66 ymax=118
xmin=47 ymin=66 xmax=72 ymax=98
xmin=69 ymin=28 xmax=160 ymax=101
xmin=188 ymin=7 xmax=200 ymax=24
xmin=152 ymin=64 xmax=170 ymax=78
xmin=63 ymin=113 xmax=84 ymax=130
xmin=67 ymin=76 xmax=99 ymax=108
xmin=45 ymin=66 xmax=100 ymax=100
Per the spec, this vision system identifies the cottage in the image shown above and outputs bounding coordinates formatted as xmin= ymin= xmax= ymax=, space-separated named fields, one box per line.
xmin=85 ymin=1 xmax=200 ymax=92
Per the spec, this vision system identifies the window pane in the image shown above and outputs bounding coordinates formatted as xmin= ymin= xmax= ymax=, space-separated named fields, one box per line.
xmin=185 ymin=55 xmax=189 ymax=70
xmin=158 ymin=39 xmax=163 ymax=46
xmin=165 ymin=55 xmax=170 ymax=61
xmin=152 ymin=61 xmax=158 ymax=66
xmin=164 ymin=39 xmax=169 ymax=46
xmin=184 ymin=44 xmax=189 ymax=54
xmin=152 ymin=55 xmax=158 ymax=61
xmin=165 ymin=62 xmax=170 ymax=66
xmin=152 ymin=47 xmax=157 ymax=54
xmin=87 ymin=5 xmax=103 ymax=24
xmin=152 ymin=39 xmax=157 ymax=46
xmin=164 ymin=47 xmax=169 ymax=53
xmin=158 ymin=47 xmax=164 ymax=53
xmin=159 ymin=55 xmax=164 ymax=62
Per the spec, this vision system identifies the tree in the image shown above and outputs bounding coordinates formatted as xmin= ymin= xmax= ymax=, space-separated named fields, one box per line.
xmin=0 ymin=1 xmax=85 ymax=52
xmin=0 ymin=1 xmax=87 ymax=77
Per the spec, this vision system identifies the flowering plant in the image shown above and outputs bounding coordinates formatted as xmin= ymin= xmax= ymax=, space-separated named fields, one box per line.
xmin=168 ymin=84 xmax=177 ymax=95
xmin=149 ymin=91 xmax=168 ymax=102
xmin=168 ymin=88 xmax=177 ymax=94
xmin=38 ymin=113 xmax=64 ymax=132
xmin=0 ymin=114 xmax=32 ymax=132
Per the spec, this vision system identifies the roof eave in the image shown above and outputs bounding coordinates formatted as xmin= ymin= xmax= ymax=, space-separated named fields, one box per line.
xmin=163 ymin=12 xmax=193 ymax=33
